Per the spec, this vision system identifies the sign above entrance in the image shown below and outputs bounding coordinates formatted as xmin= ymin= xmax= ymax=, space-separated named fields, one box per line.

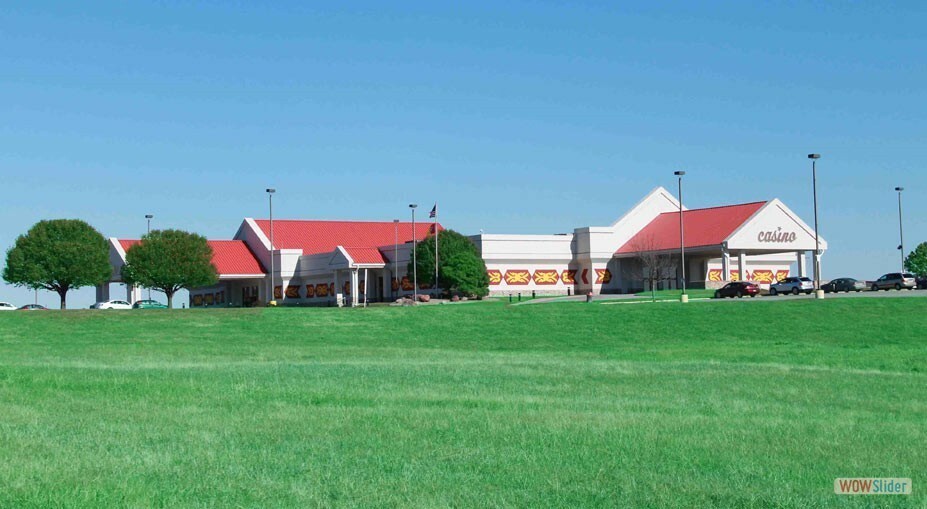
xmin=757 ymin=227 xmax=797 ymax=244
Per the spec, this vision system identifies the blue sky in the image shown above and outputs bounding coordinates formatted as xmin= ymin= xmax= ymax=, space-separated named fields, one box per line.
xmin=2 ymin=1 xmax=925 ymax=307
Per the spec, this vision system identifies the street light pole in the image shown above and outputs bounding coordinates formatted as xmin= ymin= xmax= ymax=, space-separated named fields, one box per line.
xmin=145 ymin=214 xmax=153 ymax=300
xmin=266 ymin=189 xmax=276 ymax=304
xmin=896 ymin=187 xmax=905 ymax=272
xmin=409 ymin=204 xmax=418 ymax=303
xmin=674 ymin=171 xmax=687 ymax=302
xmin=393 ymin=219 xmax=399 ymax=300
xmin=808 ymin=154 xmax=823 ymax=299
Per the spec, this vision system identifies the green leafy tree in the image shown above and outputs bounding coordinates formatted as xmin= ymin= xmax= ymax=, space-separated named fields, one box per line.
xmin=905 ymin=242 xmax=927 ymax=276
xmin=3 ymin=219 xmax=112 ymax=310
xmin=408 ymin=229 xmax=489 ymax=297
xmin=121 ymin=229 xmax=218 ymax=308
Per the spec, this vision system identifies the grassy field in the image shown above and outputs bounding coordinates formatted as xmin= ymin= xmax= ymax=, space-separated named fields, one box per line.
xmin=0 ymin=299 xmax=924 ymax=508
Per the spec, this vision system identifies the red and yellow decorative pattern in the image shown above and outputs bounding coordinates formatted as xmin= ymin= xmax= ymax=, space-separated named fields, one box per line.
xmin=192 ymin=294 xmax=203 ymax=307
xmin=581 ymin=269 xmax=589 ymax=285
xmin=391 ymin=278 xmax=400 ymax=291
xmin=504 ymin=269 xmax=531 ymax=285
xmin=273 ymin=286 xmax=283 ymax=299
xmin=752 ymin=270 xmax=774 ymax=283
xmin=401 ymin=276 xmax=413 ymax=291
xmin=533 ymin=269 xmax=559 ymax=285
xmin=487 ymin=270 xmax=502 ymax=286
xmin=776 ymin=270 xmax=789 ymax=282
xmin=305 ymin=284 xmax=316 ymax=298
xmin=205 ymin=293 xmax=214 ymax=305
xmin=561 ymin=270 xmax=576 ymax=284
xmin=595 ymin=268 xmax=612 ymax=284
xmin=316 ymin=284 xmax=329 ymax=297
xmin=708 ymin=269 xmax=723 ymax=282
xmin=730 ymin=270 xmax=740 ymax=282
xmin=286 ymin=285 xmax=300 ymax=298
xmin=329 ymin=283 xmax=335 ymax=296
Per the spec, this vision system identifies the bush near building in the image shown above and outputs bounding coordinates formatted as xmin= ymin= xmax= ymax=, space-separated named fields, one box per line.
xmin=121 ymin=229 xmax=218 ymax=308
xmin=409 ymin=229 xmax=490 ymax=298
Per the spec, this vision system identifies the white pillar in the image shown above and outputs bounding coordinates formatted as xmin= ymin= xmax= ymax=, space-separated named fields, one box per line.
xmin=351 ymin=269 xmax=359 ymax=307
xmin=814 ymin=252 xmax=823 ymax=282
xmin=126 ymin=285 xmax=142 ymax=303
xmin=722 ymin=250 xmax=731 ymax=281
xmin=797 ymin=251 xmax=807 ymax=278
xmin=363 ymin=268 xmax=368 ymax=307
xmin=334 ymin=270 xmax=342 ymax=307
xmin=279 ymin=279 xmax=290 ymax=304
xmin=95 ymin=284 xmax=110 ymax=303
xmin=738 ymin=252 xmax=747 ymax=282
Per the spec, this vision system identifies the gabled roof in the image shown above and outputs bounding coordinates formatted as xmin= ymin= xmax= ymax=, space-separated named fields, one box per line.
xmin=117 ymin=239 xmax=265 ymax=276
xmin=343 ymin=246 xmax=387 ymax=265
xmin=252 ymin=219 xmax=441 ymax=255
xmin=615 ymin=201 xmax=767 ymax=254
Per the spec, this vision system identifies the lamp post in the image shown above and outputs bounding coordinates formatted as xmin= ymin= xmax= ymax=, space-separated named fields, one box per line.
xmin=808 ymin=154 xmax=824 ymax=299
xmin=145 ymin=214 xmax=153 ymax=300
xmin=393 ymin=219 xmax=399 ymax=300
xmin=409 ymin=204 xmax=418 ymax=303
xmin=674 ymin=171 xmax=687 ymax=302
xmin=895 ymin=187 xmax=905 ymax=272
xmin=266 ymin=188 xmax=276 ymax=304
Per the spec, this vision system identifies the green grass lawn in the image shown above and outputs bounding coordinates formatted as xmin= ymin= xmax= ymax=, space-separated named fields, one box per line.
xmin=0 ymin=299 xmax=924 ymax=508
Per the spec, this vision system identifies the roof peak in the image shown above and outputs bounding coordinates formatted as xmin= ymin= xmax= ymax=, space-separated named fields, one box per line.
xmin=659 ymin=201 xmax=767 ymax=215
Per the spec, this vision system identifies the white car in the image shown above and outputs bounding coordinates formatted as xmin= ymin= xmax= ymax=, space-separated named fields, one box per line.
xmin=91 ymin=300 xmax=133 ymax=310
xmin=0 ymin=302 xmax=17 ymax=311
xmin=769 ymin=277 xmax=815 ymax=296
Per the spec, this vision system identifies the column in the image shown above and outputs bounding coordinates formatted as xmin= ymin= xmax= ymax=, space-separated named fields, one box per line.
xmin=814 ymin=252 xmax=823 ymax=283
xmin=796 ymin=251 xmax=807 ymax=278
xmin=738 ymin=252 xmax=747 ymax=282
xmin=280 ymin=279 xmax=290 ymax=304
xmin=334 ymin=270 xmax=342 ymax=307
xmin=722 ymin=250 xmax=731 ymax=281
xmin=126 ymin=285 xmax=142 ymax=303
xmin=351 ymin=269 xmax=359 ymax=307
xmin=95 ymin=284 xmax=110 ymax=303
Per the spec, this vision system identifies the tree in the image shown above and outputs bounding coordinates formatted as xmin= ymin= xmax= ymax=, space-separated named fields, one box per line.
xmin=3 ymin=219 xmax=112 ymax=310
xmin=905 ymin=242 xmax=927 ymax=276
xmin=121 ymin=229 xmax=218 ymax=308
xmin=408 ymin=229 xmax=490 ymax=297
xmin=629 ymin=235 xmax=676 ymax=301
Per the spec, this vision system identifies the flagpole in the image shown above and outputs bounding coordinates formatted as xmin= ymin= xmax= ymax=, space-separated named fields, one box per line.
xmin=433 ymin=203 xmax=439 ymax=298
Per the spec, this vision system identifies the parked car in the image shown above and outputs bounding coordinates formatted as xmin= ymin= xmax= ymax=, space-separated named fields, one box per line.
xmin=821 ymin=278 xmax=866 ymax=293
xmin=18 ymin=304 xmax=49 ymax=311
xmin=0 ymin=302 xmax=17 ymax=311
xmin=91 ymin=300 xmax=133 ymax=310
xmin=917 ymin=276 xmax=927 ymax=290
xmin=132 ymin=300 xmax=167 ymax=309
xmin=870 ymin=273 xmax=916 ymax=291
xmin=714 ymin=282 xmax=760 ymax=299
xmin=769 ymin=276 xmax=814 ymax=296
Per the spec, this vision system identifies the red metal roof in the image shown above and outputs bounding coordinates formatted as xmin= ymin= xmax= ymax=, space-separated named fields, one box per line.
xmin=117 ymin=239 xmax=265 ymax=275
xmin=615 ymin=202 xmax=766 ymax=254
xmin=253 ymin=219 xmax=442 ymax=255
xmin=343 ymin=247 xmax=387 ymax=265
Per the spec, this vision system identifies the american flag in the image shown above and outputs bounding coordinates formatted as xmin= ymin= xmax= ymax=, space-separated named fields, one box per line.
xmin=429 ymin=204 xmax=437 ymax=218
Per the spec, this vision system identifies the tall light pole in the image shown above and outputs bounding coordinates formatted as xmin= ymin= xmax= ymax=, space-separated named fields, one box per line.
xmin=673 ymin=171 xmax=687 ymax=302
xmin=808 ymin=154 xmax=823 ymax=298
xmin=266 ymin=188 xmax=276 ymax=304
xmin=145 ymin=214 xmax=153 ymax=300
xmin=409 ymin=204 xmax=418 ymax=303
xmin=393 ymin=219 xmax=399 ymax=300
xmin=896 ymin=187 xmax=905 ymax=272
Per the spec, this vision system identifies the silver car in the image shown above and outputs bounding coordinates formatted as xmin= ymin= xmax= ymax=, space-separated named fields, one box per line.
xmin=871 ymin=273 xmax=916 ymax=291
xmin=769 ymin=276 xmax=814 ymax=296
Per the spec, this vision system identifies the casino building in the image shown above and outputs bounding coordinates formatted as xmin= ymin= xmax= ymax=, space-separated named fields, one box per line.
xmin=101 ymin=186 xmax=826 ymax=305
xmin=103 ymin=219 xmax=440 ymax=307
xmin=471 ymin=187 xmax=827 ymax=296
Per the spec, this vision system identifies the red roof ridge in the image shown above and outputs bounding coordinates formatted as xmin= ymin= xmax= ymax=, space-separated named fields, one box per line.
xmin=255 ymin=218 xmax=425 ymax=224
